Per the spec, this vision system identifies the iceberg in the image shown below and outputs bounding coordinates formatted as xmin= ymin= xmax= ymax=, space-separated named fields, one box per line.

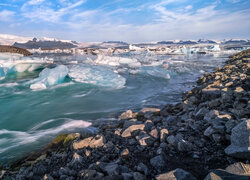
xmin=68 ymin=64 xmax=126 ymax=89
xmin=210 ymin=45 xmax=221 ymax=51
xmin=95 ymin=55 xmax=141 ymax=69
xmin=29 ymin=65 xmax=69 ymax=90
xmin=0 ymin=53 xmax=53 ymax=80
xmin=142 ymin=66 xmax=171 ymax=79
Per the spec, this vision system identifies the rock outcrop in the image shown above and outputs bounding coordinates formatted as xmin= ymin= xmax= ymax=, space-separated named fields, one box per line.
xmin=0 ymin=45 xmax=32 ymax=56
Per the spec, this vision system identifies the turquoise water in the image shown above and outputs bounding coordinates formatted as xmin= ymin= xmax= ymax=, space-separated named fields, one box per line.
xmin=0 ymin=53 xmax=228 ymax=165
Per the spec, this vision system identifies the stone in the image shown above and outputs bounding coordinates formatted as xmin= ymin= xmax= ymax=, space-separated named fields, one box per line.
xmin=150 ymin=155 xmax=166 ymax=170
xmin=149 ymin=128 xmax=159 ymax=139
xmin=121 ymin=148 xmax=129 ymax=157
xmin=79 ymin=169 xmax=104 ymax=179
xmin=104 ymin=163 xmax=120 ymax=176
xmin=167 ymin=135 xmax=176 ymax=146
xmin=137 ymin=163 xmax=149 ymax=175
xmin=43 ymin=174 xmax=54 ymax=180
xmin=195 ymin=107 xmax=209 ymax=120
xmin=204 ymin=126 xmax=215 ymax=137
xmin=122 ymin=173 xmax=133 ymax=180
xmin=156 ymin=168 xmax=197 ymax=180
xmin=204 ymin=163 xmax=250 ymax=180
xmin=121 ymin=124 xmax=145 ymax=138
xmin=177 ymin=139 xmax=193 ymax=152
xmin=89 ymin=135 xmax=106 ymax=148
xmin=73 ymin=137 xmax=92 ymax=150
xmin=202 ymin=88 xmax=221 ymax=100
xmin=140 ymin=107 xmax=161 ymax=113
xmin=225 ymin=119 xmax=250 ymax=159
xmin=138 ymin=134 xmax=155 ymax=146
xmin=119 ymin=110 xmax=133 ymax=120
xmin=133 ymin=172 xmax=146 ymax=180
xmin=160 ymin=129 xmax=169 ymax=142
xmin=123 ymin=119 xmax=142 ymax=129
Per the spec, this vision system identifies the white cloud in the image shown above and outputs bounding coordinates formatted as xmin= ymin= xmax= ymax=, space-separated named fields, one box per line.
xmin=28 ymin=0 xmax=45 ymax=5
xmin=0 ymin=10 xmax=15 ymax=21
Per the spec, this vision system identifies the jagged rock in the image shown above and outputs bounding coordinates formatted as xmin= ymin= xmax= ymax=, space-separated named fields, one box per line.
xmin=204 ymin=126 xmax=215 ymax=137
xmin=225 ymin=119 xmax=250 ymax=159
xmin=73 ymin=135 xmax=105 ymax=149
xmin=133 ymin=172 xmax=146 ymax=180
xmin=160 ymin=129 xmax=169 ymax=142
xmin=202 ymin=88 xmax=221 ymax=100
xmin=121 ymin=148 xmax=129 ymax=157
xmin=73 ymin=137 xmax=92 ymax=149
xmin=138 ymin=134 xmax=155 ymax=146
xmin=195 ymin=107 xmax=209 ymax=120
xmin=89 ymin=135 xmax=106 ymax=148
xmin=150 ymin=155 xmax=166 ymax=170
xmin=177 ymin=139 xmax=193 ymax=152
xmin=155 ymin=168 xmax=197 ymax=180
xmin=119 ymin=110 xmax=134 ymax=120
xmin=167 ymin=135 xmax=176 ymax=146
xmin=149 ymin=128 xmax=159 ymax=139
xmin=121 ymin=124 xmax=145 ymax=138
xmin=79 ymin=169 xmax=104 ymax=179
xmin=137 ymin=163 xmax=148 ymax=175
xmin=204 ymin=162 xmax=250 ymax=180
xmin=43 ymin=174 xmax=54 ymax=180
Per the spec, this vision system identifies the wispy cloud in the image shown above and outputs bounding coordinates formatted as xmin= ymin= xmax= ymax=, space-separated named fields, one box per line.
xmin=0 ymin=10 xmax=15 ymax=22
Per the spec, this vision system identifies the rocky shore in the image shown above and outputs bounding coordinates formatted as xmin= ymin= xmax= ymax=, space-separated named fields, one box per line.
xmin=1 ymin=49 xmax=250 ymax=180
xmin=0 ymin=45 xmax=32 ymax=56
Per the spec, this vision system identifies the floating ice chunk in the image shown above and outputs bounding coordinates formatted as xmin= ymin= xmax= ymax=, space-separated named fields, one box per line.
xmin=129 ymin=44 xmax=144 ymax=51
xmin=0 ymin=67 xmax=5 ymax=80
xmin=95 ymin=55 xmax=141 ymax=68
xmin=142 ymin=67 xmax=171 ymax=79
xmin=69 ymin=64 xmax=126 ymax=89
xmin=30 ymin=65 xmax=68 ymax=90
xmin=210 ymin=45 xmax=221 ymax=51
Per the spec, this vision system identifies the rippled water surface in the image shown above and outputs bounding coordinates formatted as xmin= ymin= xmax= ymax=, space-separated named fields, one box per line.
xmin=0 ymin=52 xmax=229 ymax=165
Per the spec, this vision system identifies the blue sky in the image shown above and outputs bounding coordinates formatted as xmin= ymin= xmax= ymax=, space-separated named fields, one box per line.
xmin=0 ymin=0 xmax=249 ymax=42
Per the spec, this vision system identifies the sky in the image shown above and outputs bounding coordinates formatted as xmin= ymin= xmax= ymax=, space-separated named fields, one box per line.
xmin=0 ymin=0 xmax=249 ymax=42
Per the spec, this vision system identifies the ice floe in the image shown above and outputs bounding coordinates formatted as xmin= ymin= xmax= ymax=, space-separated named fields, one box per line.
xmin=29 ymin=65 xmax=69 ymax=90
xmin=68 ymin=64 xmax=126 ymax=89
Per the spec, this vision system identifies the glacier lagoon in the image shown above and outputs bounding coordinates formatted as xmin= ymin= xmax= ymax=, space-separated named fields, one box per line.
xmin=0 ymin=52 xmax=229 ymax=165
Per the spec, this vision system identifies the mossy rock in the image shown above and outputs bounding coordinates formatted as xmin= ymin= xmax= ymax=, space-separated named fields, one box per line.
xmin=47 ymin=133 xmax=80 ymax=150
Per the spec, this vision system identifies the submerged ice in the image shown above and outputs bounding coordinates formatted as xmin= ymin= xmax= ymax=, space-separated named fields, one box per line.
xmin=69 ymin=64 xmax=126 ymax=89
xmin=29 ymin=65 xmax=68 ymax=90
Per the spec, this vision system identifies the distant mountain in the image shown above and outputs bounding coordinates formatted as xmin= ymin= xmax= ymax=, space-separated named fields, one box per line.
xmin=157 ymin=41 xmax=174 ymax=44
xmin=223 ymin=39 xmax=249 ymax=44
xmin=102 ymin=41 xmax=128 ymax=45
xmin=197 ymin=39 xmax=217 ymax=44
xmin=13 ymin=38 xmax=77 ymax=49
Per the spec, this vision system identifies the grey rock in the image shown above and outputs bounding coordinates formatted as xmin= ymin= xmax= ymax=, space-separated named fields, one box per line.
xmin=122 ymin=173 xmax=133 ymax=180
xmin=195 ymin=107 xmax=209 ymax=120
xmin=204 ymin=126 xmax=215 ymax=137
xmin=133 ymin=172 xmax=146 ymax=180
xmin=150 ymin=155 xmax=166 ymax=170
xmin=177 ymin=139 xmax=193 ymax=152
xmin=156 ymin=168 xmax=197 ymax=180
xmin=137 ymin=162 xmax=149 ymax=175
xmin=43 ymin=174 xmax=54 ymax=180
xmin=225 ymin=119 xmax=250 ymax=159
xmin=204 ymin=163 xmax=250 ymax=180
xmin=167 ymin=135 xmax=176 ymax=146
xmin=79 ymin=169 xmax=104 ymax=179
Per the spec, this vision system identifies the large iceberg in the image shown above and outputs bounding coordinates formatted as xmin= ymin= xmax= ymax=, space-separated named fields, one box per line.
xmin=29 ymin=65 xmax=69 ymax=90
xmin=0 ymin=53 xmax=53 ymax=79
xmin=68 ymin=64 xmax=126 ymax=89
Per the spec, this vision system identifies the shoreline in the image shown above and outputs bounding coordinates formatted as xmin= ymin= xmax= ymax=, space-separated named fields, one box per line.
xmin=1 ymin=49 xmax=250 ymax=179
